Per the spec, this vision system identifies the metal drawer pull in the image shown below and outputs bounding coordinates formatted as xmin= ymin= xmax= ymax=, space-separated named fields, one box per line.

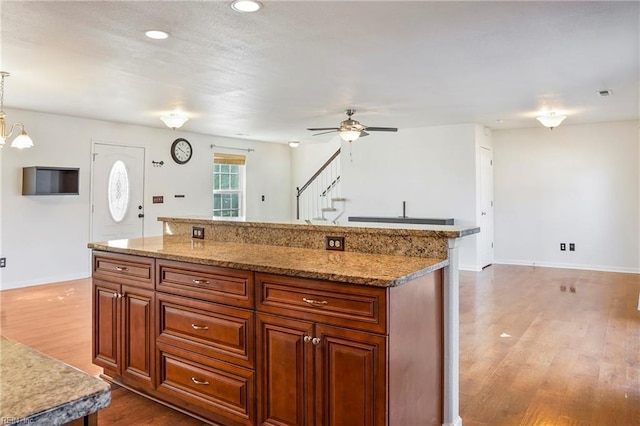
xmin=302 ymin=297 xmax=328 ymax=307
xmin=191 ymin=324 xmax=209 ymax=331
xmin=191 ymin=377 xmax=209 ymax=385
xmin=192 ymin=279 xmax=210 ymax=285
xmin=303 ymin=335 xmax=312 ymax=343
xmin=112 ymin=292 xmax=124 ymax=299
xmin=115 ymin=266 xmax=129 ymax=272
xmin=311 ymin=337 xmax=321 ymax=345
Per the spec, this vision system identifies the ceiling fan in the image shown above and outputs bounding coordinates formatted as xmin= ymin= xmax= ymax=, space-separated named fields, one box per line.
xmin=307 ymin=109 xmax=398 ymax=142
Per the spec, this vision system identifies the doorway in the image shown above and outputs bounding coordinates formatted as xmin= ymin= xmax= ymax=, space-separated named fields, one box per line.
xmin=91 ymin=143 xmax=145 ymax=242
xmin=480 ymin=146 xmax=494 ymax=268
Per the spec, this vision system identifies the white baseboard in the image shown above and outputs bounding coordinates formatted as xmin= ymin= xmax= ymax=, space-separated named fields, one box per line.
xmin=0 ymin=272 xmax=91 ymax=291
xmin=459 ymin=264 xmax=483 ymax=272
xmin=493 ymin=259 xmax=640 ymax=274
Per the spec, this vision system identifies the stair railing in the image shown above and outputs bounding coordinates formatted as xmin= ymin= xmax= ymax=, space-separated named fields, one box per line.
xmin=296 ymin=148 xmax=341 ymax=220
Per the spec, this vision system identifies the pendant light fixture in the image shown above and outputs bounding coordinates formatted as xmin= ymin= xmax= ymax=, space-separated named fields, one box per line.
xmin=0 ymin=72 xmax=34 ymax=149
xmin=536 ymin=112 xmax=567 ymax=130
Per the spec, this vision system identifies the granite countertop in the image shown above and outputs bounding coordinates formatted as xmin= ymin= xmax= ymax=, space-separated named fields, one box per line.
xmin=159 ymin=216 xmax=480 ymax=238
xmin=88 ymin=236 xmax=449 ymax=287
xmin=0 ymin=337 xmax=111 ymax=425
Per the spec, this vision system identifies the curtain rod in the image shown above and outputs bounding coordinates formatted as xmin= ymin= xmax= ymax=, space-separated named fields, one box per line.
xmin=210 ymin=144 xmax=255 ymax=153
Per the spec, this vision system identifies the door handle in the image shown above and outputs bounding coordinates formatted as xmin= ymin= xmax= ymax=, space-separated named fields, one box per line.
xmin=138 ymin=213 xmax=144 ymax=218
xmin=481 ymin=211 xmax=487 ymax=216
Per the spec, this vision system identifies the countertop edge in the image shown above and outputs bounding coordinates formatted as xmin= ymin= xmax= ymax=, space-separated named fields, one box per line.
xmin=158 ymin=217 xmax=480 ymax=238
xmin=18 ymin=389 xmax=111 ymax=426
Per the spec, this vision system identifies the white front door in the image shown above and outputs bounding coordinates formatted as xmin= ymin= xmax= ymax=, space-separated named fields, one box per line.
xmin=480 ymin=147 xmax=494 ymax=268
xmin=91 ymin=143 xmax=145 ymax=242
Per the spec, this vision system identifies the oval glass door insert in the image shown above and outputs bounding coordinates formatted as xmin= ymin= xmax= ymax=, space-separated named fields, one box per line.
xmin=107 ymin=160 xmax=130 ymax=223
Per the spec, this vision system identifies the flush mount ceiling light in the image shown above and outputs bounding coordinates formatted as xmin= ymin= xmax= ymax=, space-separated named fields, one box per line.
xmin=288 ymin=141 xmax=300 ymax=148
xmin=231 ymin=0 xmax=263 ymax=13
xmin=160 ymin=112 xmax=189 ymax=130
xmin=0 ymin=72 xmax=34 ymax=149
xmin=536 ymin=112 xmax=567 ymax=130
xmin=145 ymin=30 xmax=170 ymax=40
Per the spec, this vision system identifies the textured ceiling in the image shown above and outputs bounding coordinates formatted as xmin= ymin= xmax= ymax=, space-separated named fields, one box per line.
xmin=1 ymin=1 xmax=638 ymax=144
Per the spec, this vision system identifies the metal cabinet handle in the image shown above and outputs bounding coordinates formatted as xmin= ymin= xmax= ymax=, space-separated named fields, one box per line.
xmin=302 ymin=297 xmax=328 ymax=307
xmin=191 ymin=377 xmax=209 ymax=385
xmin=191 ymin=324 xmax=209 ymax=331
xmin=113 ymin=292 xmax=124 ymax=299
xmin=303 ymin=335 xmax=312 ymax=343
xmin=192 ymin=279 xmax=210 ymax=285
xmin=311 ymin=337 xmax=321 ymax=345
xmin=115 ymin=266 xmax=129 ymax=272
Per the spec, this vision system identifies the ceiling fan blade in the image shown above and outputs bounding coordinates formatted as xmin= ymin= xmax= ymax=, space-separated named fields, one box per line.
xmin=364 ymin=126 xmax=398 ymax=132
xmin=307 ymin=127 xmax=339 ymax=131
xmin=312 ymin=130 xmax=338 ymax=136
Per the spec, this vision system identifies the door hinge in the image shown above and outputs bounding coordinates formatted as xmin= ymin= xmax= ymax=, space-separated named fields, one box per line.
xmin=490 ymin=160 xmax=493 ymax=166
xmin=91 ymin=205 xmax=94 ymax=213
xmin=92 ymin=153 xmax=98 ymax=161
xmin=491 ymin=201 xmax=493 ymax=207
xmin=491 ymin=242 xmax=494 ymax=248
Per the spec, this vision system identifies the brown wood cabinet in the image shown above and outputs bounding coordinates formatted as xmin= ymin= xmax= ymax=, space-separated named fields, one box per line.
xmin=92 ymin=251 xmax=444 ymax=426
xmin=256 ymin=274 xmax=387 ymax=426
xmin=92 ymin=252 xmax=155 ymax=391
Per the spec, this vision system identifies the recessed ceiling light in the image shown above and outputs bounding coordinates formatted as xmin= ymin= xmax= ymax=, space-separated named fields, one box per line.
xmin=231 ymin=0 xmax=262 ymax=13
xmin=145 ymin=30 xmax=170 ymax=40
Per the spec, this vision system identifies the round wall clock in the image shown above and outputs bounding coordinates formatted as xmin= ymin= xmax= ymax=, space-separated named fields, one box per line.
xmin=170 ymin=138 xmax=192 ymax=164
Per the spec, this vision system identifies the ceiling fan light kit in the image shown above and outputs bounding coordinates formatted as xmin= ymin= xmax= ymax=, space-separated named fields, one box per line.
xmin=0 ymin=72 xmax=34 ymax=149
xmin=307 ymin=109 xmax=398 ymax=143
xmin=536 ymin=112 xmax=567 ymax=130
xmin=160 ymin=112 xmax=189 ymax=130
xmin=288 ymin=141 xmax=300 ymax=148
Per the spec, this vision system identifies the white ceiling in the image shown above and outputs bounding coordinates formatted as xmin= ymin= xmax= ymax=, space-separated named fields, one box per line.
xmin=1 ymin=1 xmax=638 ymax=144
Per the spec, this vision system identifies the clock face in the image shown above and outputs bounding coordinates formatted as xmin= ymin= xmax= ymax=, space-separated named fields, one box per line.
xmin=171 ymin=138 xmax=192 ymax=164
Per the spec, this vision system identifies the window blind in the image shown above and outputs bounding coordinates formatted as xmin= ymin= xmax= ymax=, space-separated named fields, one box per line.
xmin=214 ymin=153 xmax=246 ymax=165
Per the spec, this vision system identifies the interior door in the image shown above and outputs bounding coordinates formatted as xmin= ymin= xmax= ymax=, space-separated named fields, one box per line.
xmin=480 ymin=147 xmax=494 ymax=268
xmin=91 ymin=143 xmax=145 ymax=242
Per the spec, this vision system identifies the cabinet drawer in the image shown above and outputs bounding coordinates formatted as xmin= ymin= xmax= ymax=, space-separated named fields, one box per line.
xmin=156 ymin=259 xmax=254 ymax=308
xmin=157 ymin=293 xmax=254 ymax=368
xmin=157 ymin=343 xmax=255 ymax=426
xmin=256 ymin=273 xmax=387 ymax=334
xmin=93 ymin=252 xmax=154 ymax=288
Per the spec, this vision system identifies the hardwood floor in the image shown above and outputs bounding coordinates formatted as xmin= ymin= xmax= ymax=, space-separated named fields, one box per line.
xmin=459 ymin=265 xmax=640 ymax=426
xmin=1 ymin=265 xmax=638 ymax=425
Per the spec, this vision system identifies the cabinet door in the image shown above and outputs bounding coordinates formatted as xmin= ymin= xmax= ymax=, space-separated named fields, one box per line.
xmin=121 ymin=285 xmax=155 ymax=389
xmin=93 ymin=279 xmax=120 ymax=374
xmin=257 ymin=313 xmax=314 ymax=426
xmin=315 ymin=325 xmax=387 ymax=426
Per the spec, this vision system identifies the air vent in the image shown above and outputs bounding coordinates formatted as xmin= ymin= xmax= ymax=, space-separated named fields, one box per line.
xmin=597 ymin=89 xmax=613 ymax=97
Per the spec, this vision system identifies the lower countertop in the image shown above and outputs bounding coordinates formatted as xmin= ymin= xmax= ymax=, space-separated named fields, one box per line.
xmin=88 ymin=236 xmax=449 ymax=287
xmin=0 ymin=337 xmax=111 ymax=425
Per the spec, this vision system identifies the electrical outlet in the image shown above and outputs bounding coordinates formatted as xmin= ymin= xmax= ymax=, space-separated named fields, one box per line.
xmin=192 ymin=226 xmax=205 ymax=239
xmin=0 ymin=257 xmax=5 ymax=268
xmin=325 ymin=236 xmax=345 ymax=251
xmin=569 ymin=243 xmax=575 ymax=251
xmin=560 ymin=243 xmax=566 ymax=251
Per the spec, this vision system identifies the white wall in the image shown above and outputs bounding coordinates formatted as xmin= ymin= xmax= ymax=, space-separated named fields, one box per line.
xmin=493 ymin=120 xmax=640 ymax=273
xmin=0 ymin=108 xmax=292 ymax=290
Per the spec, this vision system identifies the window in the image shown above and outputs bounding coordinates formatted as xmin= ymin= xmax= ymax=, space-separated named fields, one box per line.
xmin=107 ymin=160 xmax=130 ymax=223
xmin=213 ymin=153 xmax=246 ymax=218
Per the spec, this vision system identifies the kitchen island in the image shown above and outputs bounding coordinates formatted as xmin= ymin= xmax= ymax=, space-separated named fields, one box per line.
xmin=88 ymin=218 xmax=478 ymax=426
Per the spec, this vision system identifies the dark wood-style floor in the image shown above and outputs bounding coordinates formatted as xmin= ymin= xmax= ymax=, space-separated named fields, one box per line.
xmin=1 ymin=264 xmax=638 ymax=425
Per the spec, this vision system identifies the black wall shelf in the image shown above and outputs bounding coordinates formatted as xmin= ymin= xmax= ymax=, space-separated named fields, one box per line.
xmin=22 ymin=166 xmax=80 ymax=195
